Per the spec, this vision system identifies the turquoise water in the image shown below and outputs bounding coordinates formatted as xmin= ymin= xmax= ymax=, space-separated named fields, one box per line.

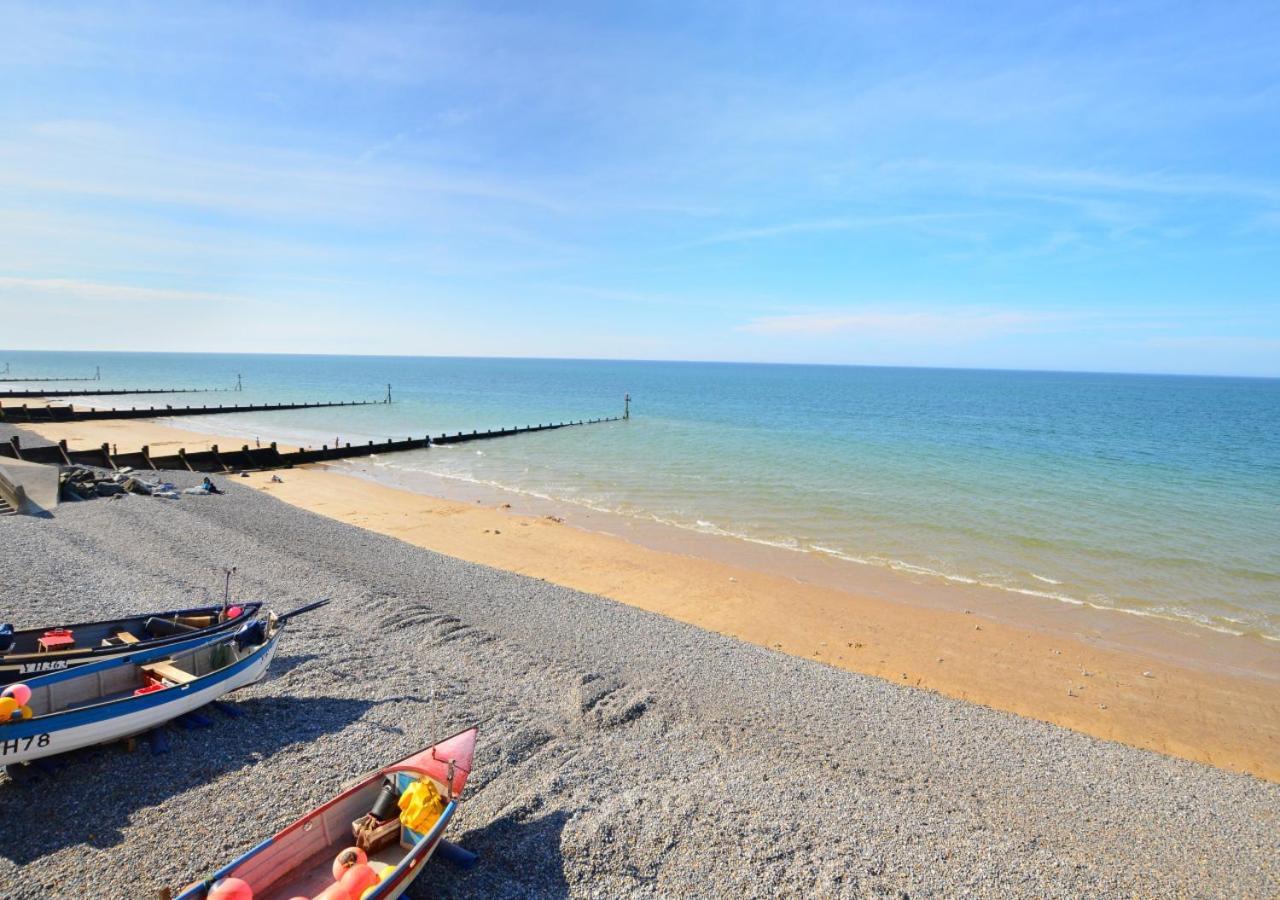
xmin=5 ymin=350 xmax=1278 ymax=640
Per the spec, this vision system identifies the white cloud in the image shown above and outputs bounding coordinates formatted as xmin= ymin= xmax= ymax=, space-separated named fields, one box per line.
xmin=0 ymin=277 xmax=242 ymax=305
xmin=737 ymin=310 xmax=1052 ymax=339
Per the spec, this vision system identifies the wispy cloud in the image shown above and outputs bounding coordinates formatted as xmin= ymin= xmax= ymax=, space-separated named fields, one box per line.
xmin=0 ymin=277 xmax=243 ymax=305
xmin=737 ymin=310 xmax=1055 ymax=339
xmin=686 ymin=213 xmax=983 ymax=249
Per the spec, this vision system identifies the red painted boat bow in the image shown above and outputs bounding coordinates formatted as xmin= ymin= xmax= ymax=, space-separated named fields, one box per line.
xmin=387 ymin=726 xmax=477 ymax=798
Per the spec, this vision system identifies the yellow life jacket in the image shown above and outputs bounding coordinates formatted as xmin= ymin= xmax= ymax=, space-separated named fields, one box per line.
xmin=398 ymin=778 xmax=445 ymax=834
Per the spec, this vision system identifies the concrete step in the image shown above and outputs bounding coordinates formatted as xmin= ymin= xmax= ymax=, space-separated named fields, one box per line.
xmin=0 ymin=497 xmax=15 ymax=516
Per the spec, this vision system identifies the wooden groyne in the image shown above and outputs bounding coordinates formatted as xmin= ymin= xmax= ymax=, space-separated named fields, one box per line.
xmin=0 ymin=376 xmax=97 ymax=383
xmin=0 ymin=398 xmax=385 ymax=424
xmin=1 ymin=416 xmax=623 ymax=474
xmin=0 ymin=387 xmax=218 ymax=399
xmin=0 ymin=364 xmax=101 ymax=383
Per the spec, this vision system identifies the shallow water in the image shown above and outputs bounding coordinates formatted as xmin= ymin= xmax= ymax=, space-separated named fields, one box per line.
xmin=5 ymin=350 xmax=1278 ymax=640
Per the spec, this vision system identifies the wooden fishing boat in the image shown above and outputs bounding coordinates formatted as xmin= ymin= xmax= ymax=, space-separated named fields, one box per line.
xmin=0 ymin=602 xmax=263 ymax=684
xmin=0 ymin=600 xmax=327 ymax=767
xmin=173 ymin=727 xmax=477 ymax=900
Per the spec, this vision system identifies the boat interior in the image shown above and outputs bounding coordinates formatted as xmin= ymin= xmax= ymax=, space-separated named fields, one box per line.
xmin=0 ymin=605 xmax=255 ymax=657
xmin=23 ymin=636 xmax=253 ymax=718
xmin=228 ymin=771 xmax=453 ymax=900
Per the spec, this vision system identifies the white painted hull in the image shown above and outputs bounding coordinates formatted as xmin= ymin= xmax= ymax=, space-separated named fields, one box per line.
xmin=0 ymin=640 xmax=278 ymax=766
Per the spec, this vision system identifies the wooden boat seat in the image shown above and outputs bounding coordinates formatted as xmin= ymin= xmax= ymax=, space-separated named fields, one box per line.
xmin=116 ymin=631 xmax=140 ymax=644
xmin=141 ymin=661 xmax=197 ymax=685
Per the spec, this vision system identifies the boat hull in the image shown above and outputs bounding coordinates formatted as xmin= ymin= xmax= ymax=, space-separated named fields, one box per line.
xmin=0 ymin=632 xmax=279 ymax=766
xmin=0 ymin=602 xmax=263 ymax=684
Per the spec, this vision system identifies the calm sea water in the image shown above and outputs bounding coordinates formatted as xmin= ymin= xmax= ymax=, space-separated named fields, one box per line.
xmin=5 ymin=350 xmax=1278 ymax=640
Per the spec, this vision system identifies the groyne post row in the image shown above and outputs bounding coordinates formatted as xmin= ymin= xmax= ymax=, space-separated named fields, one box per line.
xmin=0 ymin=387 xmax=219 ymax=399
xmin=0 ymin=417 xmax=623 ymax=473
xmin=0 ymin=399 xmax=384 ymax=424
xmin=0 ymin=364 xmax=101 ymax=382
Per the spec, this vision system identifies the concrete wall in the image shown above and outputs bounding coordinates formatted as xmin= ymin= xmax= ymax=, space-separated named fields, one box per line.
xmin=0 ymin=457 xmax=60 ymax=512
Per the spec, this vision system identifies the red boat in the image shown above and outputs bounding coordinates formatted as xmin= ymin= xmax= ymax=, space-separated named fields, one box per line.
xmin=174 ymin=727 xmax=478 ymax=900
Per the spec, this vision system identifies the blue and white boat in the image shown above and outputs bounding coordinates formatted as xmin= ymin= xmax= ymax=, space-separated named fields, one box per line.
xmin=0 ymin=600 xmax=327 ymax=767
xmin=0 ymin=601 xmax=264 ymax=684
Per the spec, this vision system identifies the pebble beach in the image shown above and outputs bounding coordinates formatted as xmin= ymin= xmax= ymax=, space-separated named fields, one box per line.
xmin=1 ymin=448 xmax=1277 ymax=897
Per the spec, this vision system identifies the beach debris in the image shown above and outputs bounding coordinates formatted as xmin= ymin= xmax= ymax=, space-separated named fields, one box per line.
xmin=270 ymin=474 xmax=284 ymax=483
xmin=1098 ymin=703 xmax=1108 ymax=710
xmin=1142 ymin=670 xmax=1154 ymax=678
xmin=545 ymin=515 xmax=564 ymax=523
xmin=974 ymin=625 xmax=982 ymax=631
xmin=57 ymin=466 xmax=224 ymax=503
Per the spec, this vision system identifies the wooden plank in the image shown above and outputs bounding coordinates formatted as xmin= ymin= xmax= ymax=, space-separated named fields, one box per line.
xmin=141 ymin=661 xmax=196 ymax=685
xmin=116 ymin=631 xmax=140 ymax=644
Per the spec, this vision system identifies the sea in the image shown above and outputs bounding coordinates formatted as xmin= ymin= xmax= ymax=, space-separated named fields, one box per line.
xmin=4 ymin=350 xmax=1278 ymax=642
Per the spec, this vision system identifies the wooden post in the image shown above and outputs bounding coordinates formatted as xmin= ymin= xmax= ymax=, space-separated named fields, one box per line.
xmin=624 ymin=393 xmax=630 ymax=419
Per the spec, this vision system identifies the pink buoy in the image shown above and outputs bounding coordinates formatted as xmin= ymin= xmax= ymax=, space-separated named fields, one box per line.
xmin=208 ymin=876 xmax=253 ymax=900
xmin=227 ymin=606 xmax=244 ymax=619
xmin=2 ymin=683 xmax=31 ymax=705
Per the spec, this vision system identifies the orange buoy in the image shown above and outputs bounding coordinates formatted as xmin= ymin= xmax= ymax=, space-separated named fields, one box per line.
xmin=332 ymin=846 xmax=368 ymax=881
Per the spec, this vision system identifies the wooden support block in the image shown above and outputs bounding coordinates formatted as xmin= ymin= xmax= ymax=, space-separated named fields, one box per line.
xmin=116 ymin=631 xmax=140 ymax=644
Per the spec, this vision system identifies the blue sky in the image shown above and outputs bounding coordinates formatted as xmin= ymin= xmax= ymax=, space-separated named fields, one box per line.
xmin=1 ymin=2 xmax=1277 ymax=375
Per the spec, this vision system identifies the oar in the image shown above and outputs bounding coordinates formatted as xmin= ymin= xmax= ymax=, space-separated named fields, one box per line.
xmin=275 ymin=598 xmax=331 ymax=624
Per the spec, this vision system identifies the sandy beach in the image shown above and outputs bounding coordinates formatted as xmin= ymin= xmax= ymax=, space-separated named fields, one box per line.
xmin=17 ymin=416 xmax=1280 ymax=783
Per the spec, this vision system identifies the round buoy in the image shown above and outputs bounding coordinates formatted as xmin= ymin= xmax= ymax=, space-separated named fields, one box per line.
xmin=0 ymin=697 xmax=16 ymax=720
xmin=340 ymin=863 xmax=380 ymax=897
xmin=2 ymin=683 xmax=31 ymax=706
xmin=332 ymin=846 xmax=368 ymax=881
xmin=208 ymin=876 xmax=253 ymax=900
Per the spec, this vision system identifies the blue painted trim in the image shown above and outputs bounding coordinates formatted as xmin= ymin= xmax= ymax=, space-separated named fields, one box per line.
xmin=0 ymin=628 xmax=279 ymax=740
xmin=366 ymin=801 xmax=457 ymax=899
